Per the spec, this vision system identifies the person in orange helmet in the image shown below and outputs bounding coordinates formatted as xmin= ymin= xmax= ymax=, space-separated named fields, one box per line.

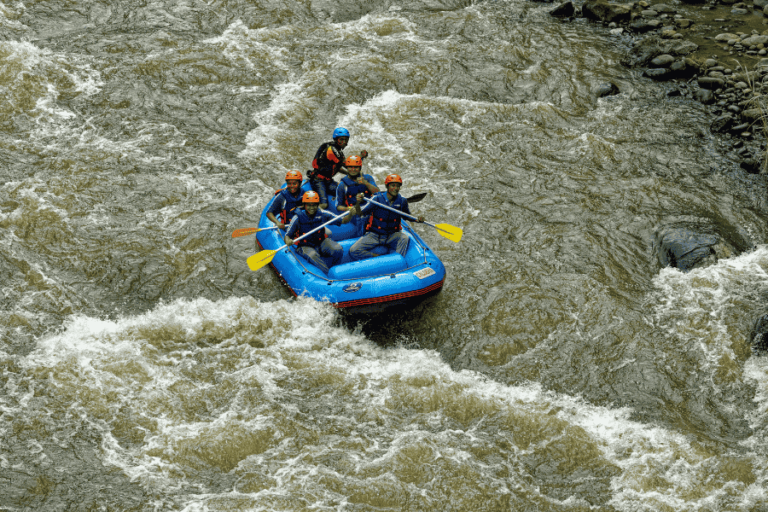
xmin=267 ymin=170 xmax=304 ymax=230
xmin=350 ymin=174 xmax=423 ymax=260
xmin=335 ymin=154 xmax=378 ymax=236
xmin=284 ymin=191 xmax=361 ymax=274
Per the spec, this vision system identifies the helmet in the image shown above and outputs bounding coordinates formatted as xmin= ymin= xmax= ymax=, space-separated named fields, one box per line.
xmin=384 ymin=174 xmax=403 ymax=185
xmin=285 ymin=170 xmax=302 ymax=181
xmin=302 ymin=191 xmax=320 ymax=203
xmin=332 ymin=127 xmax=350 ymax=140
xmin=344 ymin=155 xmax=362 ymax=167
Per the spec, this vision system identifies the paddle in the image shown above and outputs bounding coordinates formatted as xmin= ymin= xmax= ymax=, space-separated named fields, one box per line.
xmin=231 ymin=226 xmax=278 ymax=238
xmin=232 ymin=193 xmax=427 ymax=239
xmin=405 ymin=192 xmax=427 ymax=203
xmin=362 ymin=197 xmax=462 ymax=243
xmin=246 ymin=210 xmax=352 ymax=271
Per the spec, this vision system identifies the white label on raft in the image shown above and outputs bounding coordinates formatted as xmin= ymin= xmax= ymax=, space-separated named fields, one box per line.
xmin=414 ymin=267 xmax=436 ymax=279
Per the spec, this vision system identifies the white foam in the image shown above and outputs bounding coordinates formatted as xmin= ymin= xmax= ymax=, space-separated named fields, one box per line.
xmin=15 ymin=295 xmax=768 ymax=508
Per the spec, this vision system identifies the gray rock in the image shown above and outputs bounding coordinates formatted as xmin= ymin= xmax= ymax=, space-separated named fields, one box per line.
xmin=742 ymin=108 xmax=765 ymax=120
xmin=741 ymin=158 xmax=760 ymax=173
xmin=755 ymin=0 xmax=768 ymax=8
xmin=742 ymin=35 xmax=768 ymax=45
xmin=698 ymin=76 xmax=725 ymax=89
xmin=630 ymin=20 xmax=660 ymax=32
xmin=652 ymin=3 xmax=677 ymax=12
xmin=622 ymin=35 xmax=698 ymax=67
xmin=582 ymin=0 xmax=633 ymax=23
xmin=715 ymin=33 xmax=741 ymax=41
xmin=695 ymin=89 xmax=715 ymax=103
xmin=710 ymin=114 xmax=734 ymax=132
xmin=550 ymin=1 xmax=575 ymax=16
xmin=642 ymin=9 xmax=659 ymax=15
xmin=669 ymin=59 xmax=693 ymax=77
xmin=651 ymin=54 xmax=676 ymax=66
xmin=593 ymin=82 xmax=620 ymax=97
xmin=653 ymin=227 xmax=719 ymax=271
xmin=644 ymin=68 xmax=672 ymax=79
xmin=750 ymin=314 xmax=768 ymax=351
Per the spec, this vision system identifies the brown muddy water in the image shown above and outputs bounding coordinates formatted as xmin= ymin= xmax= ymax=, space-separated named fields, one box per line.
xmin=3 ymin=0 xmax=768 ymax=510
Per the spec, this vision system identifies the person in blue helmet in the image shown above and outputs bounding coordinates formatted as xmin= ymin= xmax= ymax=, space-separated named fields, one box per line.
xmin=350 ymin=174 xmax=423 ymax=260
xmin=284 ymin=191 xmax=361 ymax=274
xmin=309 ymin=127 xmax=366 ymax=209
xmin=266 ymin=170 xmax=304 ymax=230
xmin=335 ymin=154 xmax=378 ymax=236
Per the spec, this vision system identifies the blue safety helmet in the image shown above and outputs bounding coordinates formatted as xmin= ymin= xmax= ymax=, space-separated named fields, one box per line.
xmin=332 ymin=127 xmax=350 ymax=140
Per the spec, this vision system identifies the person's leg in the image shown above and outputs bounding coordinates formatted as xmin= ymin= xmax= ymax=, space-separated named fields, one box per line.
xmin=327 ymin=181 xmax=338 ymax=205
xmin=350 ymin=233 xmax=383 ymax=260
xmin=310 ymin=179 xmax=329 ymax=207
xmin=320 ymin=238 xmax=343 ymax=267
xmin=296 ymin=245 xmax=330 ymax=273
xmin=386 ymin=232 xmax=410 ymax=256
xmin=352 ymin=216 xmax=366 ymax=237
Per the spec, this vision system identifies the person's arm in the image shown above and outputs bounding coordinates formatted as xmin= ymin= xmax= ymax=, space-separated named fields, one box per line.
xmin=340 ymin=195 xmax=364 ymax=224
xmin=267 ymin=212 xmax=286 ymax=229
xmin=360 ymin=174 xmax=379 ymax=194
xmin=284 ymin=217 xmax=299 ymax=245
xmin=402 ymin=199 xmax=424 ymax=223
xmin=267 ymin=196 xmax=287 ymax=229
xmin=336 ymin=182 xmax=351 ymax=212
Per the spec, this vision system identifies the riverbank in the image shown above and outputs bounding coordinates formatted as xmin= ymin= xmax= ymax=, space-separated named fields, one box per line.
xmin=551 ymin=0 xmax=768 ymax=174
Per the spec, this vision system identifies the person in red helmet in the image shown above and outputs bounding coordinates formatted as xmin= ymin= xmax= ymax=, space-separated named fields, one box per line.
xmin=267 ymin=170 xmax=304 ymax=230
xmin=350 ymin=174 xmax=423 ymax=260
xmin=335 ymin=154 xmax=378 ymax=236
xmin=284 ymin=191 xmax=361 ymax=274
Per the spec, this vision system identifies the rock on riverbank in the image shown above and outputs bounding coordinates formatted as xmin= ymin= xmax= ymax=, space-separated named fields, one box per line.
xmin=551 ymin=0 xmax=768 ymax=176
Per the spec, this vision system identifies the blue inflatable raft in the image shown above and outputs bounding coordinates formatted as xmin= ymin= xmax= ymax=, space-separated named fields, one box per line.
xmin=255 ymin=182 xmax=446 ymax=313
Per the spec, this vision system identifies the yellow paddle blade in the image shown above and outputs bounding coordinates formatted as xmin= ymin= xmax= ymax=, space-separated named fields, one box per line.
xmin=435 ymin=223 xmax=462 ymax=243
xmin=232 ymin=227 xmax=257 ymax=238
xmin=247 ymin=249 xmax=280 ymax=271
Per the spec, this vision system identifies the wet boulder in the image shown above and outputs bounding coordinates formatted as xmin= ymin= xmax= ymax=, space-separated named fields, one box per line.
xmin=582 ymin=0 xmax=633 ymax=23
xmin=593 ymin=82 xmax=620 ymax=97
xmin=551 ymin=1 xmax=575 ymax=16
xmin=630 ymin=19 xmax=662 ymax=32
xmin=651 ymin=54 xmax=676 ymax=67
xmin=698 ymin=77 xmax=724 ymax=90
xmin=695 ymin=89 xmax=715 ymax=104
xmin=750 ymin=314 xmax=768 ymax=352
xmin=644 ymin=68 xmax=672 ymax=80
xmin=623 ymin=35 xmax=698 ymax=67
xmin=653 ymin=224 xmax=740 ymax=272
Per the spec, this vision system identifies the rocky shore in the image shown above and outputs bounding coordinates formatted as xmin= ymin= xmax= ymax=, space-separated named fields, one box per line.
xmin=549 ymin=0 xmax=768 ymax=174
xmin=546 ymin=0 xmax=768 ymax=351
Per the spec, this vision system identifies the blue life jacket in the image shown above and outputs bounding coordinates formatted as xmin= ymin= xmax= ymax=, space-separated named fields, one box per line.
xmin=339 ymin=175 xmax=374 ymax=207
xmin=274 ymin=188 xmax=303 ymax=224
xmin=293 ymin=207 xmax=329 ymax=247
xmin=365 ymin=192 xmax=405 ymax=235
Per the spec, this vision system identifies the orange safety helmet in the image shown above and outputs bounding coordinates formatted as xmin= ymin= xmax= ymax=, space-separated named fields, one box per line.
xmin=384 ymin=174 xmax=403 ymax=185
xmin=344 ymin=155 xmax=363 ymax=167
xmin=302 ymin=191 xmax=320 ymax=203
xmin=285 ymin=170 xmax=302 ymax=181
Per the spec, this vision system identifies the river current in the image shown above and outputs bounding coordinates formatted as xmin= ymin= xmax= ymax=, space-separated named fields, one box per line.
xmin=3 ymin=0 xmax=768 ymax=510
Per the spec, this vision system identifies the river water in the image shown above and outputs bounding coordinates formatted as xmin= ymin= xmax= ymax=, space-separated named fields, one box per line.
xmin=3 ymin=0 xmax=768 ymax=510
